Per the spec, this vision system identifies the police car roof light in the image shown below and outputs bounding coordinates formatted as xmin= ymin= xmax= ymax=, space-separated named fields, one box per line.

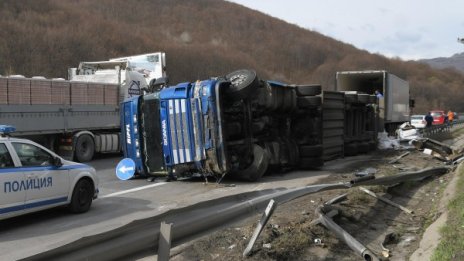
xmin=0 ymin=125 xmax=16 ymax=136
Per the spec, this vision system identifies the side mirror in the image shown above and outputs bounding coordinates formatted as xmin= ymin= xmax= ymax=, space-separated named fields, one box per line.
xmin=148 ymin=77 xmax=168 ymax=92
xmin=53 ymin=157 xmax=63 ymax=167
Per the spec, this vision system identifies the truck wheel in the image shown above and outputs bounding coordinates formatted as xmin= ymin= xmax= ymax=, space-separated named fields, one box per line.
xmin=295 ymin=84 xmax=321 ymax=96
xmin=297 ymin=96 xmax=322 ymax=109
xmin=75 ymin=134 xmax=95 ymax=162
xmin=237 ymin=144 xmax=269 ymax=181
xmin=69 ymin=179 xmax=93 ymax=213
xmin=225 ymin=69 xmax=260 ymax=100
xmin=298 ymin=157 xmax=324 ymax=170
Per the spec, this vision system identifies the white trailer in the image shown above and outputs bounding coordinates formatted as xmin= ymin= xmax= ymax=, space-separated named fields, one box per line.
xmin=335 ymin=70 xmax=411 ymax=133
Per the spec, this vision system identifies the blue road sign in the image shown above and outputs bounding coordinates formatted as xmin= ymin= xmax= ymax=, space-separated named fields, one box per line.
xmin=116 ymin=158 xmax=136 ymax=180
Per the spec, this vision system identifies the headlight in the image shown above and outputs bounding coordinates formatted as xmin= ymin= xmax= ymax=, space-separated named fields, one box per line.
xmin=134 ymin=125 xmax=138 ymax=134
xmin=136 ymin=151 xmax=140 ymax=158
xmin=135 ymin=140 xmax=139 ymax=147
xmin=133 ymin=114 xmax=137 ymax=123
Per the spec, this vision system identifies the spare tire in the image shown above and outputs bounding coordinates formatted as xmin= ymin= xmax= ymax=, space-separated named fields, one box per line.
xmin=236 ymin=144 xmax=269 ymax=182
xmin=225 ymin=69 xmax=260 ymax=100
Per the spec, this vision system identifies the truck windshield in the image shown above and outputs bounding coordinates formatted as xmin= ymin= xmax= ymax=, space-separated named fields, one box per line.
xmin=140 ymin=93 xmax=165 ymax=174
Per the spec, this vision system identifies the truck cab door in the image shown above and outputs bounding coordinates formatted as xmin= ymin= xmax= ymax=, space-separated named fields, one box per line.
xmin=11 ymin=142 xmax=69 ymax=208
xmin=0 ymin=143 xmax=26 ymax=218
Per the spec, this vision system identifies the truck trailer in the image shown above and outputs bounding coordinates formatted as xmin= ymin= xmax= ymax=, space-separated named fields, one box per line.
xmin=335 ymin=70 xmax=411 ymax=133
xmin=120 ymin=69 xmax=324 ymax=181
xmin=0 ymin=52 xmax=166 ymax=162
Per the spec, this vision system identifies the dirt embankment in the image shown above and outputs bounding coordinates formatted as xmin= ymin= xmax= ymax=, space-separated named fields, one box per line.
xmin=168 ymin=141 xmax=462 ymax=261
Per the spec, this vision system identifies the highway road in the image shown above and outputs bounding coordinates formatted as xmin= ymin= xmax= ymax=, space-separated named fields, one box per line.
xmin=0 ymin=153 xmax=346 ymax=260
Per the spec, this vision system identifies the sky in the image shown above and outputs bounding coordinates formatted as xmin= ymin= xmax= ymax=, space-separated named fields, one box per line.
xmin=227 ymin=0 xmax=464 ymax=60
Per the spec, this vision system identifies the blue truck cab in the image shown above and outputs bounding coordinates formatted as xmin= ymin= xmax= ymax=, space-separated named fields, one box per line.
xmin=121 ymin=78 xmax=230 ymax=178
xmin=120 ymin=69 xmax=325 ymax=181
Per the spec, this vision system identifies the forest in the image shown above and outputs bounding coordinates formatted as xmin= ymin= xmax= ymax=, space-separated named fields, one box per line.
xmin=0 ymin=0 xmax=463 ymax=113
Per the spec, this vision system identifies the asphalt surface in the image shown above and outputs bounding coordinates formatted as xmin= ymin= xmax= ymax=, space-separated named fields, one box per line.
xmin=0 ymin=153 xmax=351 ymax=260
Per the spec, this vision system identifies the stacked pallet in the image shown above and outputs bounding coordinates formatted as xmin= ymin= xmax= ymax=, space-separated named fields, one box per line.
xmin=0 ymin=76 xmax=118 ymax=105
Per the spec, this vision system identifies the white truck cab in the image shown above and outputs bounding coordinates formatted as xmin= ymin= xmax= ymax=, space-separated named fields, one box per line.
xmin=0 ymin=125 xmax=99 ymax=220
xmin=68 ymin=52 xmax=167 ymax=100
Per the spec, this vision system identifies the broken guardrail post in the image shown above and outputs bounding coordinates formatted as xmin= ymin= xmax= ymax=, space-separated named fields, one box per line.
xmin=359 ymin=187 xmax=413 ymax=214
xmin=158 ymin=221 xmax=173 ymax=261
xmin=315 ymin=202 xmax=380 ymax=261
xmin=243 ymin=199 xmax=277 ymax=257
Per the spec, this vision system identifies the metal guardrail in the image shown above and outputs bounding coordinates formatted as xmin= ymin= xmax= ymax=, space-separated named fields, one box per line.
xmin=420 ymin=119 xmax=464 ymax=137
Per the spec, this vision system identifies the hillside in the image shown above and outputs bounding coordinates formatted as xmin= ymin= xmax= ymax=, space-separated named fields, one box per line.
xmin=0 ymin=0 xmax=463 ymax=112
xmin=420 ymin=52 xmax=464 ymax=72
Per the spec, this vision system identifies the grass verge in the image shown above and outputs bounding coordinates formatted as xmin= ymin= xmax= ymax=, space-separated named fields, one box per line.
xmin=431 ymin=165 xmax=464 ymax=261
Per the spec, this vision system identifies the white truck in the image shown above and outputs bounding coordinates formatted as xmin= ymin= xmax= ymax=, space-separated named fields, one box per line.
xmin=0 ymin=52 xmax=166 ymax=162
xmin=335 ymin=70 xmax=411 ymax=133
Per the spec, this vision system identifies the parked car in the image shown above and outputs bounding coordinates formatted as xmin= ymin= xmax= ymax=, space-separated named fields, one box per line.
xmin=430 ymin=110 xmax=446 ymax=125
xmin=410 ymin=115 xmax=426 ymax=128
xmin=0 ymin=125 xmax=99 ymax=220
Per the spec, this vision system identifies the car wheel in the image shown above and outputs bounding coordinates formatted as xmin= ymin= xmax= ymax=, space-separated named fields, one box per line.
xmin=75 ymin=134 xmax=95 ymax=162
xmin=225 ymin=69 xmax=260 ymax=100
xmin=69 ymin=179 xmax=93 ymax=213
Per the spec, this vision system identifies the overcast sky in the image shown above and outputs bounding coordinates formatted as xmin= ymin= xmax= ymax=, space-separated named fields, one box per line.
xmin=227 ymin=0 xmax=464 ymax=60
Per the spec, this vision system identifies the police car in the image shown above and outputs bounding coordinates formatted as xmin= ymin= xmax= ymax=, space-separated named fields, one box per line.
xmin=0 ymin=125 xmax=99 ymax=220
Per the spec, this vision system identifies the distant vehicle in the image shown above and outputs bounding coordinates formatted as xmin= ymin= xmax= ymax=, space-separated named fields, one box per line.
xmin=0 ymin=125 xmax=99 ymax=220
xmin=430 ymin=110 xmax=446 ymax=125
xmin=410 ymin=115 xmax=426 ymax=128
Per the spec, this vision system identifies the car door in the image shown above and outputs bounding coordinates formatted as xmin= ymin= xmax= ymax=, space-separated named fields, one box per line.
xmin=0 ymin=142 xmax=26 ymax=217
xmin=12 ymin=142 xmax=70 ymax=208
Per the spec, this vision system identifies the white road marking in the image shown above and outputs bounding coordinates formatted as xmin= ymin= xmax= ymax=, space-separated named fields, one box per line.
xmin=100 ymin=182 xmax=167 ymax=198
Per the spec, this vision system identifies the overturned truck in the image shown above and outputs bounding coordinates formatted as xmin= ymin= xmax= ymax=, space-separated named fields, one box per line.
xmin=121 ymin=69 xmax=385 ymax=181
xmin=121 ymin=70 xmax=326 ymax=181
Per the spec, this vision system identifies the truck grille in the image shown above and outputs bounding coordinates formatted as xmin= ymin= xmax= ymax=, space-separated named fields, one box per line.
xmin=168 ymin=99 xmax=193 ymax=164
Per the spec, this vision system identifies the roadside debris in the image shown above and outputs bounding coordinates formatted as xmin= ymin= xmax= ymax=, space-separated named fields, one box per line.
xmin=411 ymin=138 xmax=463 ymax=162
xmin=314 ymin=200 xmax=380 ymax=261
xmin=355 ymin=167 xmax=377 ymax=177
xmin=359 ymin=187 xmax=413 ymax=215
xmin=389 ymin=151 xmax=410 ymax=164
xmin=396 ymin=122 xmax=422 ymax=141
xmin=378 ymin=131 xmax=400 ymax=149
xmin=380 ymin=232 xmax=399 ymax=258
xmin=243 ymin=199 xmax=277 ymax=257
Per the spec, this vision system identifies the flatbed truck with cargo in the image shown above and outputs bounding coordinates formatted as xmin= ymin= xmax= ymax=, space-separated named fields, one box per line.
xmin=0 ymin=52 xmax=166 ymax=162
